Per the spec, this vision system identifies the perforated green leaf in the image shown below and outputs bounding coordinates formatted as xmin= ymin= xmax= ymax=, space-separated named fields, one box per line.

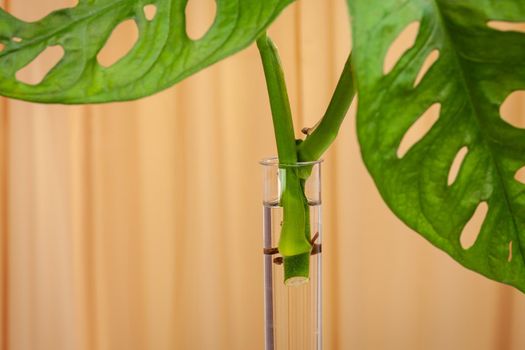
xmin=0 ymin=0 xmax=293 ymax=103
xmin=349 ymin=0 xmax=525 ymax=291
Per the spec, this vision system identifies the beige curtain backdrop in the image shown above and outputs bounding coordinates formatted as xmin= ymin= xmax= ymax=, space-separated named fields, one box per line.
xmin=1 ymin=0 xmax=525 ymax=349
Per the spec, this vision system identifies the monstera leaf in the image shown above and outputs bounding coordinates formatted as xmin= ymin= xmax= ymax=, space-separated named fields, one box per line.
xmin=0 ymin=0 xmax=293 ymax=103
xmin=349 ymin=0 xmax=525 ymax=291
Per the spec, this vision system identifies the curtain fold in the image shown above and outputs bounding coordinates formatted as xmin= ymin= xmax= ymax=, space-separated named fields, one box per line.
xmin=0 ymin=0 xmax=524 ymax=349
xmin=1 ymin=78 xmax=9 ymax=350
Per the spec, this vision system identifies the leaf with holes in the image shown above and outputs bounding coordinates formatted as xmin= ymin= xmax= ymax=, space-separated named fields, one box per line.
xmin=348 ymin=0 xmax=525 ymax=292
xmin=0 ymin=0 xmax=294 ymax=103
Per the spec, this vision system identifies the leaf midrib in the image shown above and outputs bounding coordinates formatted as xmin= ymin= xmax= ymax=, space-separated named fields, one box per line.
xmin=431 ymin=0 xmax=525 ymax=267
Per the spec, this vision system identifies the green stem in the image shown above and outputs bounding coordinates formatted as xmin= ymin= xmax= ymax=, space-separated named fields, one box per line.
xmin=256 ymin=33 xmax=297 ymax=164
xmin=283 ymin=178 xmax=311 ymax=283
xmin=297 ymin=53 xmax=355 ymax=161
xmin=257 ymin=35 xmax=356 ymax=284
xmin=257 ymin=33 xmax=311 ymax=284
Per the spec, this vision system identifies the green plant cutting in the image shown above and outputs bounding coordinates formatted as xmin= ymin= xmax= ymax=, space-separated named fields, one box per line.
xmin=0 ymin=0 xmax=524 ymax=292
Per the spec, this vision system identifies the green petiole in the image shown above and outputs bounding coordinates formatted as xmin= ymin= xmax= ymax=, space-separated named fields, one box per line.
xmin=257 ymin=32 xmax=355 ymax=285
xmin=257 ymin=33 xmax=312 ymax=284
xmin=297 ymin=53 xmax=355 ymax=162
